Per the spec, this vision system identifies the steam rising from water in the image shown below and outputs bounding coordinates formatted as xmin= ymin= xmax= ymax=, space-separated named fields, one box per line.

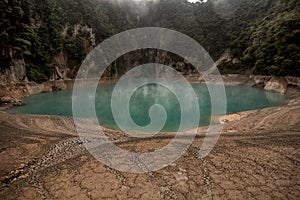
xmin=107 ymin=0 xmax=156 ymax=16
xmin=102 ymin=0 xmax=241 ymax=18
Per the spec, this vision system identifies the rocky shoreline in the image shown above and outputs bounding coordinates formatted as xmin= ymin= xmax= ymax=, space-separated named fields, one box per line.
xmin=0 ymin=74 xmax=299 ymax=199
xmin=0 ymin=90 xmax=299 ymax=199
xmin=1 ymin=74 xmax=300 ymax=108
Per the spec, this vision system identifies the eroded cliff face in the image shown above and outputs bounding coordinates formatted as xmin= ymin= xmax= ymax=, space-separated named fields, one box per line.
xmin=0 ymin=20 xmax=97 ymax=106
xmin=52 ymin=23 xmax=97 ymax=80
xmin=102 ymin=49 xmax=196 ymax=78
xmin=0 ymin=59 xmax=27 ymax=84
xmin=0 ymin=21 xmax=96 ymax=82
xmin=0 ymin=31 xmax=299 ymax=106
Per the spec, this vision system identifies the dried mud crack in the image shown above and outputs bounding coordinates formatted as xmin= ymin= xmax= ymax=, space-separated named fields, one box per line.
xmin=0 ymin=99 xmax=300 ymax=199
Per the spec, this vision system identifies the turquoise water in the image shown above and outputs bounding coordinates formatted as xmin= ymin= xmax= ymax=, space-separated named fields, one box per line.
xmin=8 ymin=84 xmax=286 ymax=132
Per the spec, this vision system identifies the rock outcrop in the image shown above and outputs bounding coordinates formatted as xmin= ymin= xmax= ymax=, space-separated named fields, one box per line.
xmin=0 ymin=83 xmax=28 ymax=106
xmin=285 ymin=76 xmax=300 ymax=87
xmin=0 ymin=59 xmax=27 ymax=84
xmin=25 ymin=80 xmax=68 ymax=95
xmin=264 ymin=77 xmax=288 ymax=94
xmin=0 ymin=73 xmax=299 ymax=108
xmin=0 ymin=80 xmax=69 ymax=106
xmin=251 ymin=75 xmax=271 ymax=86
xmin=0 ymin=96 xmax=23 ymax=106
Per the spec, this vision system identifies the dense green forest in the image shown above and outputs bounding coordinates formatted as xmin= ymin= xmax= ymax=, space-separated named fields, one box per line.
xmin=0 ymin=0 xmax=299 ymax=82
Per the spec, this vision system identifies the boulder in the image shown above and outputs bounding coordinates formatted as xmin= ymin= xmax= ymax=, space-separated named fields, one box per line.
xmin=26 ymin=82 xmax=47 ymax=95
xmin=243 ymin=78 xmax=256 ymax=87
xmin=0 ymin=96 xmax=23 ymax=106
xmin=285 ymin=76 xmax=300 ymax=87
xmin=0 ymin=96 xmax=13 ymax=104
xmin=13 ymin=99 xmax=23 ymax=106
xmin=264 ymin=77 xmax=288 ymax=94
xmin=252 ymin=75 xmax=271 ymax=85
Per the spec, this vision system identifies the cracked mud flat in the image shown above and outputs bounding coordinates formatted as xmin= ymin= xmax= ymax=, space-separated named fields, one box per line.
xmin=0 ymin=97 xmax=300 ymax=199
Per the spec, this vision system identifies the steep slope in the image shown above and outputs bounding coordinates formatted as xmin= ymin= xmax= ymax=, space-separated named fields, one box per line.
xmin=0 ymin=0 xmax=299 ymax=84
xmin=0 ymin=0 xmax=134 ymax=83
xmin=242 ymin=1 xmax=300 ymax=75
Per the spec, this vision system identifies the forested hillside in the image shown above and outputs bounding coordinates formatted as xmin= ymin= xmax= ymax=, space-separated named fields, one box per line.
xmin=0 ymin=0 xmax=299 ymax=83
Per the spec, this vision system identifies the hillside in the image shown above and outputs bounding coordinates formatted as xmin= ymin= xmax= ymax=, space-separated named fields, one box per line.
xmin=0 ymin=0 xmax=299 ymax=83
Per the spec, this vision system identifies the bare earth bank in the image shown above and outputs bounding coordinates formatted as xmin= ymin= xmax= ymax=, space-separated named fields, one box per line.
xmin=0 ymin=78 xmax=299 ymax=199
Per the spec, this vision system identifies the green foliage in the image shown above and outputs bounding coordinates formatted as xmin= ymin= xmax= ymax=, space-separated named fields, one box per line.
xmin=0 ymin=0 xmax=299 ymax=81
xmin=26 ymin=63 xmax=54 ymax=83
xmin=241 ymin=3 xmax=300 ymax=76
xmin=15 ymin=38 xmax=32 ymax=47
xmin=27 ymin=66 xmax=48 ymax=83
xmin=218 ymin=61 xmax=244 ymax=74
xmin=65 ymin=37 xmax=87 ymax=62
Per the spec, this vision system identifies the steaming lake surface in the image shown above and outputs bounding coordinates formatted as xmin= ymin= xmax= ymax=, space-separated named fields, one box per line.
xmin=9 ymin=84 xmax=286 ymax=132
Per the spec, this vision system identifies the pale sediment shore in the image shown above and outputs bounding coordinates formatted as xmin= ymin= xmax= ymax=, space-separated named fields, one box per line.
xmin=1 ymin=74 xmax=300 ymax=107
xmin=0 ymin=75 xmax=299 ymax=199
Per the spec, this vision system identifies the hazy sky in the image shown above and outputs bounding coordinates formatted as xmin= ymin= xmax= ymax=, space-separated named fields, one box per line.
xmin=131 ymin=0 xmax=208 ymax=2
xmin=188 ymin=0 xmax=207 ymax=3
